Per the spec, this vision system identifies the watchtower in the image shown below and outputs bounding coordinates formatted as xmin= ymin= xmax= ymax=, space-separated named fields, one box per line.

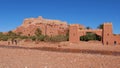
xmin=102 ymin=23 xmax=113 ymax=45
xmin=69 ymin=24 xmax=79 ymax=43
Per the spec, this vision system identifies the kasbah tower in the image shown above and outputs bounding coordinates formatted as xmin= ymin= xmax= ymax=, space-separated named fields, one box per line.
xmin=13 ymin=16 xmax=120 ymax=45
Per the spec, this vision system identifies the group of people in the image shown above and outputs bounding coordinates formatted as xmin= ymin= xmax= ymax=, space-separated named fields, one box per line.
xmin=8 ymin=39 xmax=18 ymax=45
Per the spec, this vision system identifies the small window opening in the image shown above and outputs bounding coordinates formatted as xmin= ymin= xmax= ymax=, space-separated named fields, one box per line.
xmin=28 ymin=34 xmax=30 ymax=36
xmin=29 ymin=22 xmax=31 ymax=24
xmin=114 ymin=41 xmax=117 ymax=45
xmin=106 ymin=42 xmax=108 ymax=45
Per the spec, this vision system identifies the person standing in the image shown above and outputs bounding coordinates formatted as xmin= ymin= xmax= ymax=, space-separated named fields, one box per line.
xmin=8 ymin=41 xmax=10 ymax=45
xmin=14 ymin=40 xmax=17 ymax=45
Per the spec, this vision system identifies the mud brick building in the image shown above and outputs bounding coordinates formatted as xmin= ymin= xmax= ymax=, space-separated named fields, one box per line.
xmin=69 ymin=23 xmax=120 ymax=45
xmin=13 ymin=16 xmax=68 ymax=36
xmin=13 ymin=16 xmax=120 ymax=45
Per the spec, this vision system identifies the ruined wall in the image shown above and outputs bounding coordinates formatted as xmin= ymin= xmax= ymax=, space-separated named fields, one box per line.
xmin=14 ymin=16 xmax=68 ymax=36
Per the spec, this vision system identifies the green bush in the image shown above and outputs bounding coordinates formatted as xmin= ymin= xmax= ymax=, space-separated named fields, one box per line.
xmin=0 ymin=32 xmax=9 ymax=41
xmin=36 ymin=35 xmax=45 ymax=41
xmin=28 ymin=35 xmax=45 ymax=41
xmin=19 ymin=36 xmax=28 ymax=39
xmin=44 ymin=36 xmax=52 ymax=42
xmin=97 ymin=24 xmax=103 ymax=29
xmin=80 ymin=36 xmax=88 ymax=41
xmin=80 ymin=32 xmax=101 ymax=41
xmin=0 ymin=31 xmax=19 ymax=41
xmin=7 ymin=31 xmax=17 ymax=36
xmin=0 ymin=36 xmax=9 ymax=41
xmin=0 ymin=30 xmax=69 ymax=42
xmin=29 ymin=36 xmax=36 ymax=41
xmin=44 ymin=35 xmax=68 ymax=42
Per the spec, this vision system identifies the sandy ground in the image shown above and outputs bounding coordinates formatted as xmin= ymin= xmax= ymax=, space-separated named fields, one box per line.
xmin=0 ymin=41 xmax=120 ymax=68
xmin=1 ymin=41 xmax=120 ymax=52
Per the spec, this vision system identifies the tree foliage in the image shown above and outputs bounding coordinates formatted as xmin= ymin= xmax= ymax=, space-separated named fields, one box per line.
xmin=97 ymin=24 xmax=103 ymax=29
xmin=80 ymin=32 xmax=101 ymax=41
xmin=44 ymin=35 xmax=68 ymax=42
xmin=0 ymin=29 xmax=69 ymax=42
xmin=86 ymin=26 xmax=91 ymax=29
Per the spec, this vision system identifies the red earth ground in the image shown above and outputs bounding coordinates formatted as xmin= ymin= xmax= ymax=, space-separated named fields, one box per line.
xmin=0 ymin=41 xmax=120 ymax=68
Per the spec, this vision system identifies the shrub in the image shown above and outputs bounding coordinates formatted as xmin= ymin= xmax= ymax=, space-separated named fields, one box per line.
xmin=80 ymin=36 xmax=88 ymax=41
xmin=7 ymin=31 xmax=17 ymax=36
xmin=0 ymin=33 xmax=10 ymax=41
xmin=36 ymin=35 xmax=45 ymax=41
xmin=0 ymin=31 xmax=20 ymax=41
xmin=29 ymin=36 xmax=36 ymax=41
xmin=80 ymin=32 xmax=101 ymax=41
xmin=19 ymin=36 xmax=28 ymax=39
xmin=28 ymin=35 xmax=45 ymax=41
xmin=0 ymin=30 xmax=69 ymax=42
xmin=44 ymin=36 xmax=52 ymax=42
xmin=0 ymin=36 xmax=9 ymax=41
xmin=97 ymin=24 xmax=103 ymax=29
xmin=44 ymin=35 xmax=68 ymax=42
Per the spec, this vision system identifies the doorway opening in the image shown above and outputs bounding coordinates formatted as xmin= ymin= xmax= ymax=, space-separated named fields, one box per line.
xmin=114 ymin=41 xmax=117 ymax=45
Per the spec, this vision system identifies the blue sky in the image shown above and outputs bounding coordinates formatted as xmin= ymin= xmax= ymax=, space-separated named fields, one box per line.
xmin=0 ymin=0 xmax=120 ymax=34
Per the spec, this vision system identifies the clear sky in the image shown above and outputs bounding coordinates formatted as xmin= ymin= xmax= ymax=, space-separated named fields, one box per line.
xmin=0 ymin=0 xmax=120 ymax=34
